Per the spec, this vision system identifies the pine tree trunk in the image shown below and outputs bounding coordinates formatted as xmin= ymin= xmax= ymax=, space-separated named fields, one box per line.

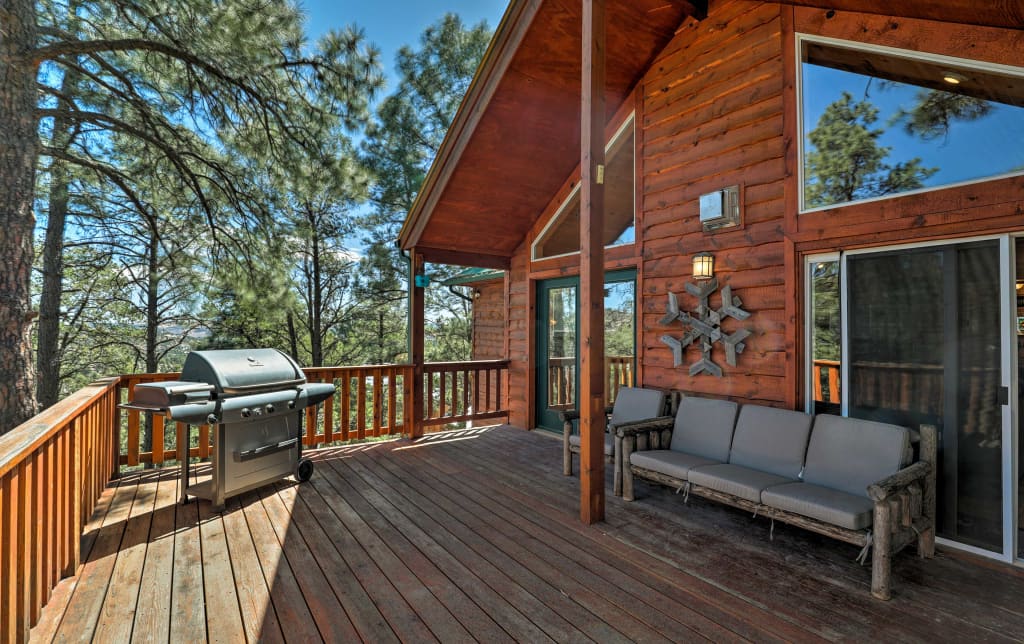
xmin=37 ymin=70 xmax=79 ymax=408
xmin=307 ymin=206 xmax=323 ymax=367
xmin=146 ymin=230 xmax=159 ymax=373
xmin=0 ymin=0 xmax=40 ymax=432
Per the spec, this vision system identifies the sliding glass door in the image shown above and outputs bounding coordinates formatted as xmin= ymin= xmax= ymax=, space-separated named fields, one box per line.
xmin=808 ymin=238 xmax=1014 ymax=557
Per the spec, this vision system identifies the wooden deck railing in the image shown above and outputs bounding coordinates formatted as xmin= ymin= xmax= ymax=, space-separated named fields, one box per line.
xmin=548 ymin=355 xmax=635 ymax=410
xmin=423 ymin=360 xmax=509 ymax=428
xmin=0 ymin=377 xmax=121 ymax=643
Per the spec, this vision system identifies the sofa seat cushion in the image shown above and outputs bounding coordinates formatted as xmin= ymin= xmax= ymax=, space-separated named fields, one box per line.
xmin=728 ymin=405 xmax=813 ymax=480
xmin=569 ymin=432 xmax=614 ymax=456
xmin=688 ymin=464 xmax=795 ymax=503
xmin=669 ymin=396 xmax=739 ymax=462
xmin=629 ymin=450 xmax=720 ymax=481
xmin=610 ymin=387 xmax=667 ymax=428
xmin=802 ymin=415 xmax=910 ymax=498
xmin=761 ymin=482 xmax=875 ymax=530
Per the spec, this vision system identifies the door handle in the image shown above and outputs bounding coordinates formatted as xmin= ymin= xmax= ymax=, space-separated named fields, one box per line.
xmin=998 ymin=386 xmax=1009 ymax=406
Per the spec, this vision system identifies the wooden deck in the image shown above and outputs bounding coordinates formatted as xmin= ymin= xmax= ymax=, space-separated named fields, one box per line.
xmin=30 ymin=425 xmax=1024 ymax=643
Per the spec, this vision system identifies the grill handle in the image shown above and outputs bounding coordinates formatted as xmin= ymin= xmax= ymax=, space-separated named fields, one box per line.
xmin=234 ymin=437 xmax=299 ymax=462
xmin=220 ymin=378 xmax=306 ymax=395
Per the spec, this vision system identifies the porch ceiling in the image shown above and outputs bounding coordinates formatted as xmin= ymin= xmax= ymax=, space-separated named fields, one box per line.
xmin=398 ymin=0 xmax=700 ymax=267
xmin=398 ymin=0 xmax=1024 ymax=268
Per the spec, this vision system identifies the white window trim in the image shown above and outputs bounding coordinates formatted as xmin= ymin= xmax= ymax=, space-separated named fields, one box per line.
xmin=531 ymin=113 xmax=637 ymax=261
xmin=795 ymin=33 xmax=1024 ymax=214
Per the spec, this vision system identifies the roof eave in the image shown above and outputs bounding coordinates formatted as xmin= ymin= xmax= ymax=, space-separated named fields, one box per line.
xmin=398 ymin=0 xmax=541 ymax=252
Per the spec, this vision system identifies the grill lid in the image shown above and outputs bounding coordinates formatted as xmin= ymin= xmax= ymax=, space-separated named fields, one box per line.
xmin=181 ymin=348 xmax=305 ymax=394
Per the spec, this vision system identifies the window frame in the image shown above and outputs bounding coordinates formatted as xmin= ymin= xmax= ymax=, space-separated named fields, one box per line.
xmin=530 ymin=113 xmax=637 ymax=261
xmin=795 ymin=33 xmax=1024 ymax=214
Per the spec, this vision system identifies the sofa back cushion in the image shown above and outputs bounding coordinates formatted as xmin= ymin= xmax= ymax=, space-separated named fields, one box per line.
xmin=669 ymin=396 xmax=739 ymax=462
xmin=728 ymin=405 xmax=813 ymax=479
xmin=803 ymin=415 xmax=910 ymax=498
xmin=609 ymin=387 xmax=667 ymax=429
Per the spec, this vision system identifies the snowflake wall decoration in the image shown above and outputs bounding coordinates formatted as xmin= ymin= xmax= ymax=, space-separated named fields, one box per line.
xmin=659 ymin=277 xmax=752 ymax=377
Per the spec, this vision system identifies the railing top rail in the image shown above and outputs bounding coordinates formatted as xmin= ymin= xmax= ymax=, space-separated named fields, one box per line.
xmin=0 ymin=376 xmax=121 ymax=479
xmin=424 ymin=359 xmax=510 ymax=369
xmin=303 ymin=363 xmax=413 ymax=372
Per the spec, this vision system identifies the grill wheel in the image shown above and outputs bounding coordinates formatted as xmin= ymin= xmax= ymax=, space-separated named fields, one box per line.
xmin=295 ymin=458 xmax=314 ymax=482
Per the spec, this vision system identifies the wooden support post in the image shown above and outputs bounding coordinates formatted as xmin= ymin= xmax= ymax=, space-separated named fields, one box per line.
xmin=410 ymin=248 xmax=426 ymax=439
xmin=579 ymin=0 xmax=606 ymax=525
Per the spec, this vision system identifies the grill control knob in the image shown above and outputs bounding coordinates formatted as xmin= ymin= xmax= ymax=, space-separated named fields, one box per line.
xmin=265 ymin=404 xmax=275 ymax=414
xmin=288 ymin=401 xmax=296 ymax=409
xmin=241 ymin=408 xmax=252 ymax=418
xmin=207 ymin=414 xmax=219 ymax=425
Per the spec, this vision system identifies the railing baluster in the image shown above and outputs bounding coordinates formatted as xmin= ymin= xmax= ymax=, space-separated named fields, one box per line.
xmin=324 ymin=382 xmax=335 ymax=444
xmin=151 ymin=415 xmax=165 ymax=467
xmin=357 ymin=369 xmax=367 ymax=440
xmin=341 ymin=375 xmax=351 ymax=441
xmin=387 ymin=369 xmax=397 ymax=434
xmin=372 ymin=368 xmax=383 ymax=437
xmin=127 ymin=408 xmax=139 ymax=468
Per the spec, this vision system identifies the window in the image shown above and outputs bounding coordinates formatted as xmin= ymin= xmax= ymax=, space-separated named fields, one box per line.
xmin=532 ymin=116 xmax=635 ymax=260
xmin=798 ymin=37 xmax=1024 ymax=211
xmin=807 ymin=257 xmax=841 ymax=414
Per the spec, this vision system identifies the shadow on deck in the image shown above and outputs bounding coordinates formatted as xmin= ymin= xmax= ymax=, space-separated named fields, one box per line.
xmin=31 ymin=425 xmax=1024 ymax=643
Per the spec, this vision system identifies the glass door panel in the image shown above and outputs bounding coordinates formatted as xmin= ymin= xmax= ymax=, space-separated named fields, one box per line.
xmin=604 ymin=273 xmax=636 ymax=405
xmin=848 ymin=241 xmax=1003 ymax=552
xmin=536 ymin=278 xmax=578 ymax=430
xmin=547 ymin=286 xmax=578 ymax=412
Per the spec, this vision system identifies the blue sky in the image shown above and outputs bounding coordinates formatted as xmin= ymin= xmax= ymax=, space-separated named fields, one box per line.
xmin=300 ymin=0 xmax=510 ymax=90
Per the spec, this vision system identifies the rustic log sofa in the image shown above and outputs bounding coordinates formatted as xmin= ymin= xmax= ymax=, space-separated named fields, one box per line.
xmin=561 ymin=386 xmax=667 ymax=496
xmin=617 ymin=395 xmax=937 ymax=600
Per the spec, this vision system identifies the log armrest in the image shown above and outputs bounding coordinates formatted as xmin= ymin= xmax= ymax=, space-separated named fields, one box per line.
xmin=614 ymin=415 xmax=674 ymax=438
xmin=559 ymin=409 xmax=580 ymax=423
xmin=866 ymin=461 xmax=930 ymax=502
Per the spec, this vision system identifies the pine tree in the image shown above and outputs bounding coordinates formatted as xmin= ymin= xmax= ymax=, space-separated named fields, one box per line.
xmin=804 ymin=91 xmax=937 ymax=208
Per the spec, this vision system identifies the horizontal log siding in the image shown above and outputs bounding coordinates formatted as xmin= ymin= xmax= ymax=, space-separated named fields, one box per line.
xmin=471 ymin=280 xmax=506 ymax=360
xmin=506 ymin=242 xmax=531 ymax=428
xmin=640 ymin=1 xmax=787 ymax=405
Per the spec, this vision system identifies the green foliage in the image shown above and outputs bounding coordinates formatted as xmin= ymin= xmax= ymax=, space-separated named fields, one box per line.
xmin=804 ymin=92 xmax=937 ymax=208
xmin=892 ymin=90 xmax=993 ymax=141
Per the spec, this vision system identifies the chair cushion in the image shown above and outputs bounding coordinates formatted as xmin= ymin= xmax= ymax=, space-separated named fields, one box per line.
xmin=688 ymin=464 xmax=795 ymax=503
xmin=569 ymin=432 xmax=614 ymax=456
xmin=609 ymin=387 xmax=667 ymax=428
xmin=761 ymin=482 xmax=875 ymax=530
xmin=669 ymin=396 xmax=740 ymax=462
xmin=728 ymin=405 xmax=813 ymax=480
xmin=629 ymin=450 xmax=721 ymax=481
xmin=803 ymin=415 xmax=911 ymax=498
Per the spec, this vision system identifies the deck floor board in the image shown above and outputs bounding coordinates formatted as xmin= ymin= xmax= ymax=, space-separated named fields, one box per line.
xmin=30 ymin=425 xmax=1024 ymax=643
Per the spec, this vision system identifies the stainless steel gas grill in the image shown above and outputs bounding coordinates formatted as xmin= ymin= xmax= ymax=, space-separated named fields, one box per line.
xmin=125 ymin=348 xmax=335 ymax=510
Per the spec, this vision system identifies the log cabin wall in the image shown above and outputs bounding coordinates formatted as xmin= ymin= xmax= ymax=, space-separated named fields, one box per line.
xmin=640 ymin=0 xmax=789 ymax=406
xmin=499 ymin=0 xmax=1024 ymax=428
xmin=506 ymin=240 xmax=531 ymax=427
xmin=471 ymin=280 xmax=507 ymax=360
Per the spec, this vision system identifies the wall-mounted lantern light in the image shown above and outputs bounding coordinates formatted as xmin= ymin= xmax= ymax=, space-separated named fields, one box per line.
xmin=693 ymin=252 xmax=715 ymax=280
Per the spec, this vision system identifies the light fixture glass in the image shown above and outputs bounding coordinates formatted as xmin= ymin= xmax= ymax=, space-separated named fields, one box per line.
xmin=942 ymin=71 xmax=967 ymax=85
xmin=693 ymin=252 xmax=714 ymax=280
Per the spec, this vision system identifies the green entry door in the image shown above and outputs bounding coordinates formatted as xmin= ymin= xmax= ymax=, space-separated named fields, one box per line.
xmin=535 ymin=270 xmax=636 ymax=431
